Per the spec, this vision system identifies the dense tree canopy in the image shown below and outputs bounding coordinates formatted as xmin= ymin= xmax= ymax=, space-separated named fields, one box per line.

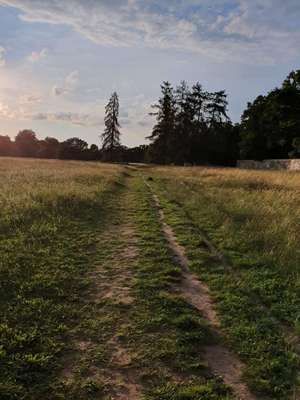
xmin=0 ymin=135 xmax=13 ymax=156
xmin=15 ymin=130 xmax=39 ymax=157
xmin=147 ymin=81 xmax=237 ymax=165
xmin=239 ymin=70 xmax=300 ymax=160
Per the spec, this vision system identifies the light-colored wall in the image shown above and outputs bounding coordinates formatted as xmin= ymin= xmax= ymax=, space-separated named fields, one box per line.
xmin=237 ymin=159 xmax=300 ymax=171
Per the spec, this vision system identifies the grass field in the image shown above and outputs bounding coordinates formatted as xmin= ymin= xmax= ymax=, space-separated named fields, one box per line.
xmin=1 ymin=158 xmax=299 ymax=400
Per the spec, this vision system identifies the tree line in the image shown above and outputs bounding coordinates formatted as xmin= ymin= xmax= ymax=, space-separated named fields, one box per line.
xmin=0 ymin=69 xmax=299 ymax=164
xmin=146 ymin=81 xmax=238 ymax=165
xmin=239 ymin=70 xmax=300 ymax=160
xmin=0 ymin=130 xmax=147 ymax=162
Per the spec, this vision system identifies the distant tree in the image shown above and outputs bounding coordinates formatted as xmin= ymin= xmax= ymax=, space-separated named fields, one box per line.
xmin=0 ymin=135 xmax=14 ymax=156
xmin=147 ymin=81 xmax=235 ymax=165
xmin=15 ymin=130 xmax=38 ymax=157
xmin=101 ymin=92 xmax=121 ymax=161
xmin=188 ymin=83 xmax=209 ymax=163
xmin=173 ymin=81 xmax=194 ymax=163
xmin=88 ymin=144 xmax=100 ymax=160
xmin=38 ymin=137 xmax=60 ymax=159
xmin=148 ymin=81 xmax=176 ymax=164
xmin=123 ymin=144 xmax=148 ymax=163
xmin=283 ymin=70 xmax=300 ymax=90
xmin=190 ymin=82 xmax=208 ymax=123
xmin=206 ymin=90 xmax=229 ymax=125
xmin=59 ymin=137 xmax=89 ymax=160
xmin=239 ymin=70 xmax=300 ymax=159
xmin=90 ymin=144 xmax=98 ymax=152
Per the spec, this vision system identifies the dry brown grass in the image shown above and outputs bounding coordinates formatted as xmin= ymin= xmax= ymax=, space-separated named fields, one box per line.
xmin=153 ymin=165 xmax=300 ymax=272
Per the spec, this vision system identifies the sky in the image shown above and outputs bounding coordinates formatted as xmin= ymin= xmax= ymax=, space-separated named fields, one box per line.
xmin=0 ymin=0 xmax=299 ymax=147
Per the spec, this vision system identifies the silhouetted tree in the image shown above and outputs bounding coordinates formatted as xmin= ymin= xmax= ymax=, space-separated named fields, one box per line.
xmin=0 ymin=135 xmax=14 ymax=156
xmin=15 ymin=130 xmax=38 ymax=157
xmin=147 ymin=81 xmax=235 ymax=165
xmin=123 ymin=144 xmax=148 ymax=163
xmin=59 ymin=137 xmax=89 ymax=160
xmin=101 ymin=92 xmax=121 ymax=161
xmin=206 ymin=91 xmax=229 ymax=125
xmin=38 ymin=137 xmax=60 ymax=159
xmin=148 ymin=81 xmax=176 ymax=164
xmin=239 ymin=70 xmax=300 ymax=159
xmin=88 ymin=144 xmax=101 ymax=160
xmin=190 ymin=82 xmax=207 ymax=123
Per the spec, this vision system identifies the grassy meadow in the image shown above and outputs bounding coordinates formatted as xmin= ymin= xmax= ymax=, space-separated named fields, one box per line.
xmin=0 ymin=158 xmax=123 ymax=399
xmin=1 ymin=157 xmax=300 ymax=399
xmin=150 ymin=166 xmax=300 ymax=397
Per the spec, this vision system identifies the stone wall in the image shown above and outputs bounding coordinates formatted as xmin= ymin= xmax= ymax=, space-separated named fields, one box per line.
xmin=237 ymin=159 xmax=300 ymax=171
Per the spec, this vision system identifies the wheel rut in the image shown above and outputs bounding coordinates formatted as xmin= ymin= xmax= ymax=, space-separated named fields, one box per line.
xmin=60 ymin=179 xmax=141 ymax=400
xmin=149 ymin=188 xmax=257 ymax=400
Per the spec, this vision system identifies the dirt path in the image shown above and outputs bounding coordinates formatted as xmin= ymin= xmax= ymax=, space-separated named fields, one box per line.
xmin=93 ymin=222 xmax=141 ymax=400
xmin=149 ymin=189 xmax=257 ymax=400
xmin=61 ymin=181 xmax=141 ymax=399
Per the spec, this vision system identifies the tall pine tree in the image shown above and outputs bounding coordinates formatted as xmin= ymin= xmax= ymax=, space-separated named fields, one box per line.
xmin=101 ymin=92 xmax=121 ymax=161
xmin=147 ymin=81 xmax=176 ymax=164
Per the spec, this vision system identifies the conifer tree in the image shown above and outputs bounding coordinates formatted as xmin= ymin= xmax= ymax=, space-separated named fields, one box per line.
xmin=101 ymin=92 xmax=121 ymax=160
xmin=190 ymin=82 xmax=207 ymax=123
xmin=148 ymin=81 xmax=176 ymax=163
xmin=174 ymin=81 xmax=194 ymax=163
xmin=206 ymin=90 xmax=229 ymax=125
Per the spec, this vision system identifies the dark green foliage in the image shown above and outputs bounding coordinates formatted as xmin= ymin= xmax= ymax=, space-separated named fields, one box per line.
xmin=38 ymin=137 xmax=60 ymax=159
xmin=147 ymin=81 xmax=237 ymax=165
xmin=0 ymin=133 xmax=101 ymax=161
xmin=59 ymin=137 xmax=89 ymax=160
xmin=101 ymin=91 xmax=121 ymax=161
xmin=0 ymin=135 xmax=14 ymax=156
xmin=239 ymin=69 xmax=300 ymax=160
xmin=15 ymin=130 xmax=39 ymax=157
xmin=147 ymin=81 xmax=177 ymax=164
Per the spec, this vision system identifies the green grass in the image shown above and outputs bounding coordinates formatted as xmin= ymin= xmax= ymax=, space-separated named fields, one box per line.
xmin=56 ymin=170 xmax=233 ymax=399
xmin=0 ymin=159 xmax=233 ymax=399
xmin=2 ymin=158 xmax=300 ymax=399
xmin=146 ymin=165 xmax=300 ymax=398
xmin=115 ymin=173 xmax=233 ymax=399
xmin=0 ymin=158 xmax=123 ymax=399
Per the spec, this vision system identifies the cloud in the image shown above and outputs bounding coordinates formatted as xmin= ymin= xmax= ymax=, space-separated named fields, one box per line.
xmin=27 ymin=48 xmax=48 ymax=62
xmin=31 ymin=111 xmax=102 ymax=126
xmin=0 ymin=102 xmax=14 ymax=118
xmin=0 ymin=47 xmax=6 ymax=67
xmin=52 ymin=70 xmax=79 ymax=96
xmin=19 ymin=94 xmax=42 ymax=104
xmin=0 ymin=103 xmax=102 ymax=126
xmin=1 ymin=0 xmax=299 ymax=62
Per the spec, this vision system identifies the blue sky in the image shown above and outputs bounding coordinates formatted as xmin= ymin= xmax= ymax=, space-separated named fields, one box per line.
xmin=0 ymin=0 xmax=299 ymax=147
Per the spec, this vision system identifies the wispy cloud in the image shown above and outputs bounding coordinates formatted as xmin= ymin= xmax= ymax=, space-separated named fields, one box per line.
xmin=0 ymin=101 xmax=101 ymax=127
xmin=19 ymin=94 xmax=42 ymax=104
xmin=52 ymin=70 xmax=79 ymax=96
xmin=27 ymin=48 xmax=48 ymax=62
xmin=31 ymin=111 xmax=101 ymax=126
xmin=1 ymin=0 xmax=299 ymax=62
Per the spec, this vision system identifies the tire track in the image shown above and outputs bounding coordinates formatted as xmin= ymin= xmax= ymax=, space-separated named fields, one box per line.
xmin=147 ymin=184 xmax=257 ymax=400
